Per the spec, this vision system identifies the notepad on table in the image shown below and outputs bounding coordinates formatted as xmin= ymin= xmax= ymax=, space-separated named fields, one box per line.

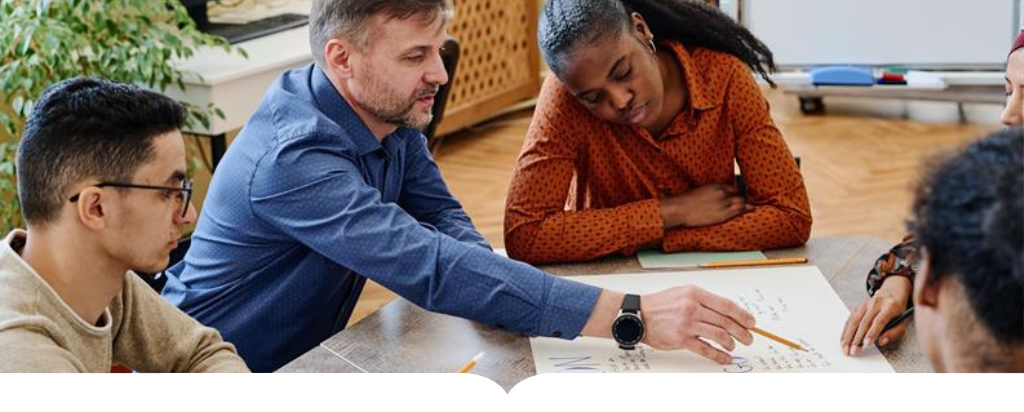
xmin=637 ymin=250 xmax=767 ymax=269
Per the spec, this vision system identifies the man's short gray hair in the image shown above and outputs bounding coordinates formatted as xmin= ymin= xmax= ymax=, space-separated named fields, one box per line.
xmin=309 ymin=0 xmax=452 ymax=67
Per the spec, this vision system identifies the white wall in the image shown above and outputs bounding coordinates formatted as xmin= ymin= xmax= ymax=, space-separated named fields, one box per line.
xmin=742 ymin=0 xmax=1018 ymax=70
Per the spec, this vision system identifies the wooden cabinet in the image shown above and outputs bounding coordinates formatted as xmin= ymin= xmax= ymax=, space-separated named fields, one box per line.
xmin=437 ymin=0 xmax=540 ymax=136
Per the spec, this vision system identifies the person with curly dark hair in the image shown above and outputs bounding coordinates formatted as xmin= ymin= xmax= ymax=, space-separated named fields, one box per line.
xmin=842 ymin=30 xmax=1024 ymax=356
xmin=906 ymin=128 xmax=1023 ymax=372
xmin=504 ymin=0 xmax=811 ymax=264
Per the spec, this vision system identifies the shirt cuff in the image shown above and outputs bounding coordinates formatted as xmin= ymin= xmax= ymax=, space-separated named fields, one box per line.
xmin=630 ymin=199 xmax=665 ymax=247
xmin=535 ymin=275 xmax=602 ymax=339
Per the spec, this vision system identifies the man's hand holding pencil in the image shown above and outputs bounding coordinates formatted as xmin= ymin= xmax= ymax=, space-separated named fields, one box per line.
xmin=640 ymin=286 xmax=757 ymax=364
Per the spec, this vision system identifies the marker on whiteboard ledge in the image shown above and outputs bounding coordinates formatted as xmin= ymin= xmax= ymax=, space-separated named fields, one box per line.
xmin=456 ymin=351 xmax=485 ymax=373
xmin=877 ymin=71 xmax=907 ymax=85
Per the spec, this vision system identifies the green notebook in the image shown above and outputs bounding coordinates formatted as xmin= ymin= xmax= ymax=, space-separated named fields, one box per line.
xmin=637 ymin=250 xmax=767 ymax=269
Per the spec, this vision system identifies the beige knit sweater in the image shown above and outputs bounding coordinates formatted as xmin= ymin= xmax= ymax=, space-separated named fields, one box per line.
xmin=0 ymin=230 xmax=249 ymax=372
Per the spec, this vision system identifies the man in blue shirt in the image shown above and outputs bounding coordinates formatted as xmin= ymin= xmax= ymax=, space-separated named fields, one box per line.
xmin=163 ymin=0 xmax=757 ymax=372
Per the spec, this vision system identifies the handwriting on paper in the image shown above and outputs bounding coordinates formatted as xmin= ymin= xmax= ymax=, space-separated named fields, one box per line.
xmin=735 ymin=288 xmax=789 ymax=322
xmin=752 ymin=339 xmax=832 ymax=371
xmin=549 ymin=347 xmax=653 ymax=373
xmin=722 ymin=339 xmax=832 ymax=373
xmin=531 ymin=267 xmax=896 ymax=373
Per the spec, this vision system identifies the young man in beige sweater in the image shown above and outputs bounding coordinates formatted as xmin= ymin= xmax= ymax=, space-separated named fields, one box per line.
xmin=0 ymin=78 xmax=248 ymax=372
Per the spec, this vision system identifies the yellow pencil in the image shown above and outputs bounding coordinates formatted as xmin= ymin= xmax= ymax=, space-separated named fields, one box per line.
xmin=700 ymin=257 xmax=808 ymax=269
xmin=456 ymin=351 xmax=485 ymax=373
xmin=751 ymin=327 xmax=807 ymax=351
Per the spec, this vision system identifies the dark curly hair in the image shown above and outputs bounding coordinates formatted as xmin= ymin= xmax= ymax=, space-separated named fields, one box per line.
xmin=538 ymin=0 xmax=777 ymax=86
xmin=909 ymin=127 xmax=1024 ymax=343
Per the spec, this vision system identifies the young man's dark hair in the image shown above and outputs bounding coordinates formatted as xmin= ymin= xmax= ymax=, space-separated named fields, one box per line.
xmin=910 ymin=127 xmax=1023 ymax=372
xmin=1 ymin=77 xmax=247 ymax=372
xmin=17 ymin=77 xmax=185 ymax=225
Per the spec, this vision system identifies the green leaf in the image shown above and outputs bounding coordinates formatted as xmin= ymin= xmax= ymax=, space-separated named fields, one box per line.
xmin=0 ymin=0 xmax=252 ymax=228
xmin=11 ymin=95 xmax=23 ymax=115
xmin=17 ymin=25 xmax=35 ymax=56
xmin=0 ymin=113 xmax=17 ymax=137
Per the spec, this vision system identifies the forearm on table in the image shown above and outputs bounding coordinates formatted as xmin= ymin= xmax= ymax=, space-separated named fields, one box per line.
xmin=505 ymin=199 xmax=664 ymax=263
xmin=663 ymin=205 xmax=811 ymax=252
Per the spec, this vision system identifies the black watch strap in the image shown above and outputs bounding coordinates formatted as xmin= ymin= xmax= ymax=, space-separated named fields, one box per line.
xmin=621 ymin=294 xmax=641 ymax=313
xmin=614 ymin=294 xmax=644 ymax=350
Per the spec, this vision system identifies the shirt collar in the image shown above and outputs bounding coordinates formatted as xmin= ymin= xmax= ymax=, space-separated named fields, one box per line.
xmin=311 ymin=65 xmax=387 ymax=156
xmin=664 ymin=40 xmax=721 ymax=112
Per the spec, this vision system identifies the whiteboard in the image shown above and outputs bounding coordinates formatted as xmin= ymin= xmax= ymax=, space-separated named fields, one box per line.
xmin=741 ymin=0 xmax=1021 ymax=69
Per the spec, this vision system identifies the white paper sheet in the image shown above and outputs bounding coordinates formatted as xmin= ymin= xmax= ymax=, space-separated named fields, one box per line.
xmin=531 ymin=266 xmax=895 ymax=373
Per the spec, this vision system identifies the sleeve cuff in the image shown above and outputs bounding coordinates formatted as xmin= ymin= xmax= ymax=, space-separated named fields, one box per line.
xmin=631 ymin=199 xmax=665 ymax=247
xmin=535 ymin=275 xmax=602 ymax=339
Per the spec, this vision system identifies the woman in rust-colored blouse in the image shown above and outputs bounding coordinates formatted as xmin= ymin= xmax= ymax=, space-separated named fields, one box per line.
xmin=504 ymin=0 xmax=811 ymax=264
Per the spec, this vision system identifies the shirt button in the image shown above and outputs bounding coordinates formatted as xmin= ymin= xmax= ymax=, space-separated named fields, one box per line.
xmin=552 ymin=331 xmax=563 ymax=338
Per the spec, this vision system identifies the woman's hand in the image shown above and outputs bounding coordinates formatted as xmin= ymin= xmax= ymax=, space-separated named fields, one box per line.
xmin=658 ymin=185 xmax=753 ymax=229
xmin=840 ymin=276 xmax=913 ymax=356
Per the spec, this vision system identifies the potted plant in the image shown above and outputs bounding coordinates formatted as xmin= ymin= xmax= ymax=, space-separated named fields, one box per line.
xmin=0 ymin=0 xmax=245 ymax=232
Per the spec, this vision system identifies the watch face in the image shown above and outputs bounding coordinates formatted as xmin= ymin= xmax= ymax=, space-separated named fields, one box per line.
xmin=613 ymin=314 xmax=645 ymax=345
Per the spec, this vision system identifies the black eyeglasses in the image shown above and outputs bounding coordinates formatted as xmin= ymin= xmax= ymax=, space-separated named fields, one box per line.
xmin=69 ymin=179 xmax=194 ymax=218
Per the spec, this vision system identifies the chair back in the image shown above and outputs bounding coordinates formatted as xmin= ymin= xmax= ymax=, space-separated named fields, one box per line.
xmin=424 ymin=37 xmax=461 ymax=153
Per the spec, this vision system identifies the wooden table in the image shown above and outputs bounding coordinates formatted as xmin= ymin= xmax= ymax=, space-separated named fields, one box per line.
xmin=278 ymin=237 xmax=933 ymax=386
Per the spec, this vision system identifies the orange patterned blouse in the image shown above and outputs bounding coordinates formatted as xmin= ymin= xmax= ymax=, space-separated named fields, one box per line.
xmin=504 ymin=41 xmax=812 ymax=264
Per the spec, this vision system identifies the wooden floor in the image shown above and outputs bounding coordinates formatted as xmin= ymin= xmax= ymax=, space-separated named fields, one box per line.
xmin=348 ymin=89 xmax=998 ymax=325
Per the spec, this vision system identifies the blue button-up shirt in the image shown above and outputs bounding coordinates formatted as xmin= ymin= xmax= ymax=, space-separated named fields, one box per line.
xmin=162 ymin=65 xmax=600 ymax=372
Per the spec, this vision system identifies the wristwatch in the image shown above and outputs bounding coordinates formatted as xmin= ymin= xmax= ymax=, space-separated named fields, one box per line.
xmin=612 ymin=294 xmax=645 ymax=350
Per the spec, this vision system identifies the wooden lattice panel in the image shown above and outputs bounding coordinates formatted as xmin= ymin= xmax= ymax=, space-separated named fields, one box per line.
xmin=437 ymin=0 xmax=540 ymax=136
